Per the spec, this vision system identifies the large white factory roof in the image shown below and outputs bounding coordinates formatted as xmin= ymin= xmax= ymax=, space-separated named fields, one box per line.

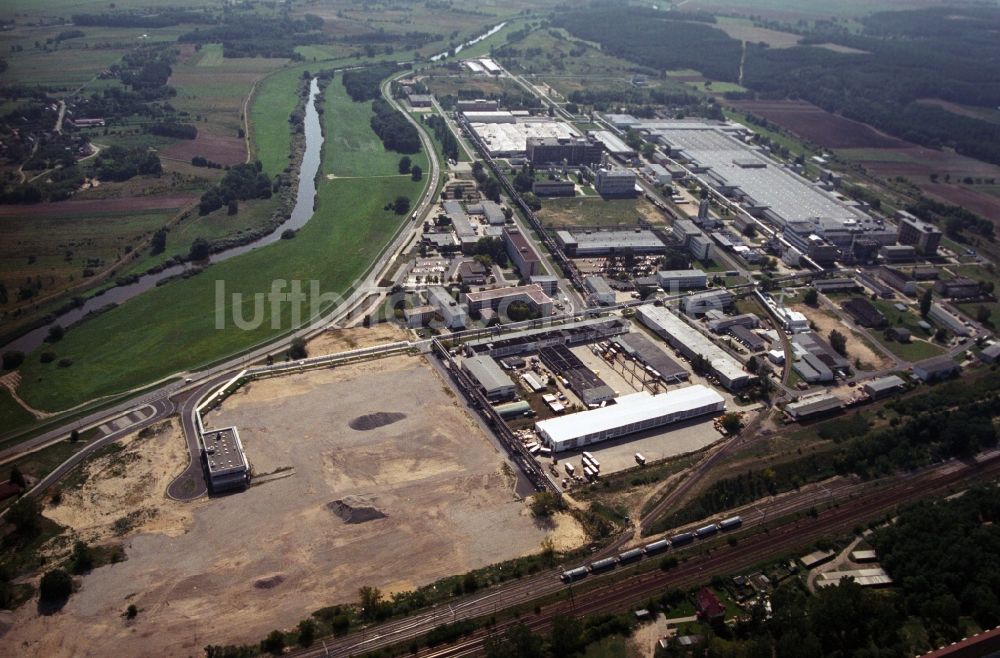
xmin=469 ymin=119 xmax=579 ymax=155
xmin=535 ymin=386 xmax=724 ymax=446
xmin=649 ymin=124 xmax=864 ymax=225
xmin=637 ymin=305 xmax=747 ymax=383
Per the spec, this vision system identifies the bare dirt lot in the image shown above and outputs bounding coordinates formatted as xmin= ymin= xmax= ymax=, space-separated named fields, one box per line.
xmin=791 ymin=303 xmax=892 ymax=371
xmin=305 ymin=322 xmax=410 ymax=356
xmin=537 ymin=196 xmax=667 ymax=228
xmin=7 ymin=356 xmax=582 ymax=657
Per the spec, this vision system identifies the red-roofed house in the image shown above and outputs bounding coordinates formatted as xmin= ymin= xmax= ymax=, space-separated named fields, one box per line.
xmin=695 ymin=587 xmax=726 ymax=622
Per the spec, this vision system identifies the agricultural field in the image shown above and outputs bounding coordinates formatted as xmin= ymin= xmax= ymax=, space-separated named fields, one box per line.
xmin=0 ymin=206 xmax=182 ymax=306
xmin=15 ymin=72 xmax=429 ymax=411
xmin=712 ymin=16 xmax=802 ymax=48
xmin=536 ymin=196 xmax=667 ymax=228
xmin=164 ymin=45 xmax=288 ymax=166
xmin=728 ymin=100 xmax=907 ymax=149
xmin=681 ymin=0 xmax=949 ymax=20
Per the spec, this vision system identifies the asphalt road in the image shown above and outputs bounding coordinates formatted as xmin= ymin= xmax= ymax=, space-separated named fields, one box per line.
xmin=22 ymin=397 xmax=176 ymax=499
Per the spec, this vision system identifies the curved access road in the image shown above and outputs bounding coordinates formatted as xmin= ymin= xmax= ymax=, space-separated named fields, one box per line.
xmin=5 ymin=65 xmax=446 ymax=506
xmin=18 ymin=396 xmax=176 ymax=501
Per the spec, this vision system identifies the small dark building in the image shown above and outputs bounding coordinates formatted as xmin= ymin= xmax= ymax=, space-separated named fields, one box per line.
xmin=842 ymin=297 xmax=887 ymax=328
xmin=886 ymin=326 xmax=911 ymax=343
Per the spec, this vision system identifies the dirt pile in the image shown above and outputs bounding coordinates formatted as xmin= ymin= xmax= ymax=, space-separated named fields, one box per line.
xmin=349 ymin=412 xmax=405 ymax=431
xmin=254 ymin=574 xmax=285 ymax=589
xmin=327 ymin=495 xmax=386 ymax=524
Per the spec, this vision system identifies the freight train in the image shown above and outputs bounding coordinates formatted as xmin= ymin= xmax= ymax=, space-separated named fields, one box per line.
xmin=559 ymin=516 xmax=742 ymax=583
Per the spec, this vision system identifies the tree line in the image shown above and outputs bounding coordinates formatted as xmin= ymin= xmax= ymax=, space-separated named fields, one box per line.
xmin=370 ymin=98 xmax=420 ymax=154
xmin=198 ymin=161 xmax=272 ymax=215
xmin=341 ymin=63 xmax=402 ymax=102
xmin=425 ymin=114 xmax=459 ymax=162
xmin=178 ymin=14 xmax=324 ymax=60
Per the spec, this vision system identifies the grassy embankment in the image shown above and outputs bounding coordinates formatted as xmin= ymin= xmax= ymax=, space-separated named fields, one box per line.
xmin=0 ymin=389 xmax=35 ymax=437
xmin=17 ymin=72 xmax=429 ymax=412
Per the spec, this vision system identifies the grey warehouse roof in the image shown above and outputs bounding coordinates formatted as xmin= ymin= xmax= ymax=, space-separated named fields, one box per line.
xmin=559 ymin=229 xmax=665 ymax=251
xmin=463 ymin=355 xmax=515 ymax=394
xmin=653 ymin=125 xmax=864 ymax=225
xmin=864 ymin=375 xmax=906 ymax=393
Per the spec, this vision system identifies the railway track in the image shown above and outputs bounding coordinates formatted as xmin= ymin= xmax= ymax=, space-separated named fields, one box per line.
xmin=286 ymin=451 xmax=1000 ymax=658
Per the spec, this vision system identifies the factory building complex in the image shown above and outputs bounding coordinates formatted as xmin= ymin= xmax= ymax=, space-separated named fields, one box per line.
xmin=556 ymin=228 xmax=667 ymax=256
xmin=611 ymin=116 xmax=913 ymax=265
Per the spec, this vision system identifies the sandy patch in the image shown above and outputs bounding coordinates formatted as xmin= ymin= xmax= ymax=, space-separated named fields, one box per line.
xmin=306 ymin=323 xmax=409 ymax=356
xmin=545 ymin=511 xmax=588 ymax=552
xmin=43 ymin=419 xmax=198 ymax=543
xmin=790 ymin=303 xmax=891 ymax=370
xmin=6 ymin=356 xmax=585 ymax=657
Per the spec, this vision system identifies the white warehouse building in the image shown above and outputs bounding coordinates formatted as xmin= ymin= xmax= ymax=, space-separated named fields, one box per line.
xmin=535 ymin=385 xmax=725 ymax=453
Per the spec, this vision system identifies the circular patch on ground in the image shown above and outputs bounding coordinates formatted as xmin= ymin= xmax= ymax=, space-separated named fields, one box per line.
xmin=327 ymin=495 xmax=387 ymax=524
xmin=349 ymin=412 xmax=406 ymax=431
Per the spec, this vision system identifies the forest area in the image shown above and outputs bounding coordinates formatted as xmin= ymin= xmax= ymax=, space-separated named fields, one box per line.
xmin=555 ymin=6 xmax=1000 ymax=167
xmin=655 ymin=486 xmax=1000 ymax=657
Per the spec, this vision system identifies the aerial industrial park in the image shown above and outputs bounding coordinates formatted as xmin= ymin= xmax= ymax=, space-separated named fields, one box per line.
xmin=2 ymin=1 xmax=1000 ymax=657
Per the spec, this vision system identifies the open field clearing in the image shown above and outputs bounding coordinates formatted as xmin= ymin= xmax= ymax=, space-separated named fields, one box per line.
xmin=6 ymin=358 xmax=581 ymax=656
xmin=916 ymin=98 xmax=1000 ymax=125
xmin=305 ymin=322 xmax=409 ymax=356
xmin=790 ymin=303 xmax=892 ymax=371
xmin=537 ymin=196 xmax=667 ymax=228
xmin=867 ymin=298 xmax=945 ymax=361
xmin=16 ymin=73 xmax=428 ymax=411
xmin=0 ymin=208 xmax=178 ymax=306
xmin=712 ymin=17 xmax=801 ymax=48
xmin=250 ymin=67 xmax=308 ymax=177
xmin=0 ymin=388 xmax=35 ymax=436
xmin=0 ymin=196 xmax=196 ymax=218
xmin=324 ymin=78 xmax=428 ymax=178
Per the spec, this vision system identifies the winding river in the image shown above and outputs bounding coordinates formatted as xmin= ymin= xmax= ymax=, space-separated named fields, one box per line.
xmin=5 ymin=21 xmax=510 ymax=356
xmin=430 ymin=22 xmax=507 ymax=62
xmin=4 ymin=78 xmax=325 ymax=356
